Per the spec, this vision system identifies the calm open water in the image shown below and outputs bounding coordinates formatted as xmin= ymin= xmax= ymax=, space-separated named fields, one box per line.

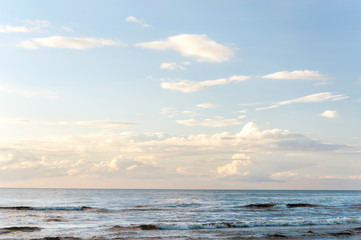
xmin=0 ymin=189 xmax=361 ymax=239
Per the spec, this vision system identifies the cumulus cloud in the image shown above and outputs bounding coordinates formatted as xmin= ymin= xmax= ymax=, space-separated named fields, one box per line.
xmin=19 ymin=36 xmax=121 ymax=50
xmin=256 ymin=92 xmax=348 ymax=111
xmin=237 ymin=122 xmax=344 ymax=151
xmin=0 ymin=122 xmax=346 ymax=183
xmin=0 ymin=84 xmax=58 ymax=99
xmin=161 ymin=75 xmax=249 ymax=92
xmin=262 ymin=70 xmax=328 ymax=81
xmin=0 ymin=19 xmax=50 ymax=33
xmin=176 ymin=116 xmax=242 ymax=127
xmin=217 ymin=154 xmax=250 ymax=178
xmin=125 ymin=16 xmax=151 ymax=27
xmin=137 ymin=34 xmax=234 ymax=62
xmin=7 ymin=119 xmax=136 ymax=128
xmin=320 ymin=110 xmax=338 ymax=118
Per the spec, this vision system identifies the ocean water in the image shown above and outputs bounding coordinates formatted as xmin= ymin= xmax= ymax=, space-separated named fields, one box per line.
xmin=0 ymin=189 xmax=361 ymax=239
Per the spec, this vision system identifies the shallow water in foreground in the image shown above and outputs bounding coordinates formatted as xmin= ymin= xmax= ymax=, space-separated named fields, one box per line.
xmin=0 ymin=189 xmax=361 ymax=239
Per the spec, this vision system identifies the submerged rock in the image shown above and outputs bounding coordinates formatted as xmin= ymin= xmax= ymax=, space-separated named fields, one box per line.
xmin=265 ymin=233 xmax=289 ymax=239
xmin=244 ymin=204 xmax=276 ymax=209
xmin=0 ymin=226 xmax=41 ymax=234
xmin=286 ymin=203 xmax=318 ymax=208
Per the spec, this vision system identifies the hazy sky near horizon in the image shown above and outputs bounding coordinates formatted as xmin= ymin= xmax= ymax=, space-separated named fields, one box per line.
xmin=0 ymin=0 xmax=360 ymax=189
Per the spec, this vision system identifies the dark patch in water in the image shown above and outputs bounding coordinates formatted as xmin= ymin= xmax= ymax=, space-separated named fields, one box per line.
xmin=286 ymin=203 xmax=318 ymax=208
xmin=45 ymin=217 xmax=64 ymax=222
xmin=0 ymin=206 xmax=32 ymax=210
xmin=32 ymin=237 xmax=82 ymax=240
xmin=0 ymin=226 xmax=41 ymax=234
xmin=0 ymin=206 xmax=93 ymax=211
xmin=119 ymin=208 xmax=163 ymax=212
xmin=139 ymin=224 xmax=158 ymax=230
xmin=329 ymin=231 xmax=353 ymax=237
xmin=244 ymin=204 xmax=277 ymax=209
xmin=350 ymin=204 xmax=361 ymax=209
xmin=111 ymin=224 xmax=159 ymax=231
xmin=265 ymin=233 xmax=289 ymax=239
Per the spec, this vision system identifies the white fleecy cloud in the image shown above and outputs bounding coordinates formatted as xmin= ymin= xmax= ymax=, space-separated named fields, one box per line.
xmin=217 ymin=154 xmax=250 ymax=178
xmin=161 ymin=75 xmax=249 ymax=93
xmin=237 ymin=122 xmax=345 ymax=151
xmin=196 ymin=103 xmax=218 ymax=109
xmin=125 ymin=16 xmax=151 ymax=27
xmin=19 ymin=36 xmax=121 ymax=50
xmin=256 ymin=92 xmax=348 ymax=111
xmin=320 ymin=110 xmax=338 ymax=118
xmin=0 ymin=84 xmax=58 ymax=99
xmin=0 ymin=19 xmax=50 ymax=33
xmin=7 ymin=119 xmax=136 ymax=128
xmin=137 ymin=34 xmax=235 ymax=62
xmin=160 ymin=61 xmax=191 ymax=70
xmin=0 ymin=122 xmax=347 ymax=181
xmin=176 ymin=116 xmax=242 ymax=127
xmin=262 ymin=70 xmax=328 ymax=81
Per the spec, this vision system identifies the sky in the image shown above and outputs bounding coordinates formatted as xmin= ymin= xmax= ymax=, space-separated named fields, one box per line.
xmin=0 ymin=0 xmax=360 ymax=189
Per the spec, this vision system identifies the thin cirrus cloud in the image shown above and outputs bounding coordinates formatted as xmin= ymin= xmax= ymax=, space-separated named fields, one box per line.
xmin=19 ymin=36 xmax=121 ymax=50
xmin=8 ymin=119 xmax=136 ymax=128
xmin=161 ymin=75 xmax=249 ymax=93
xmin=319 ymin=110 xmax=338 ymax=119
xmin=160 ymin=61 xmax=191 ymax=70
xmin=256 ymin=92 xmax=348 ymax=111
xmin=136 ymin=34 xmax=235 ymax=62
xmin=196 ymin=103 xmax=218 ymax=109
xmin=125 ymin=16 xmax=151 ymax=27
xmin=0 ymin=19 xmax=50 ymax=33
xmin=176 ymin=116 xmax=242 ymax=127
xmin=262 ymin=70 xmax=328 ymax=81
xmin=0 ymin=84 xmax=58 ymax=99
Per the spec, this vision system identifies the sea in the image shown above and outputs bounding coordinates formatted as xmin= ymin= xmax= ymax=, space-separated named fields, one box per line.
xmin=0 ymin=189 xmax=361 ymax=239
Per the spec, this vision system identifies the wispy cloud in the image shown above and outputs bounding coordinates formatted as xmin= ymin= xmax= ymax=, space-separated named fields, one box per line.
xmin=256 ymin=92 xmax=348 ymax=111
xmin=137 ymin=34 xmax=235 ymax=62
xmin=19 ymin=36 xmax=121 ymax=50
xmin=320 ymin=110 xmax=338 ymax=119
xmin=160 ymin=61 xmax=191 ymax=70
xmin=196 ymin=103 xmax=218 ymax=109
xmin=262 ymin=70 xmax=328 ymax=81
xmin=161 ymin=75 xmax=249 ymax=93
xmin=176 ymin=116 xmax=242 ymax=127
xmin=0 ymin=19 xmax=50 ymax=33
xmin=7 ymin=119 xmax=136 ymax=128
xmin=161 ymin=107 xmax=178 ymax=118
xmin=0 ymin=84 xmax=58 ymax=99
xmin=125 ymin=16 xmax=151 ymax=27
xmin=270 ymin=171 xmax=298 ymax=181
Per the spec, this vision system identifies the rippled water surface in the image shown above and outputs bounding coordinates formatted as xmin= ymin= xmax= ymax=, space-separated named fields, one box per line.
xmin=1 ymin=189 xmax=361 ymax=239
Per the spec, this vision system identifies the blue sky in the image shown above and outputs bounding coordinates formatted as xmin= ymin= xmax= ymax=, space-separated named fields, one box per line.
xmin=0 ymin=0 xmax=360 ymax=189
